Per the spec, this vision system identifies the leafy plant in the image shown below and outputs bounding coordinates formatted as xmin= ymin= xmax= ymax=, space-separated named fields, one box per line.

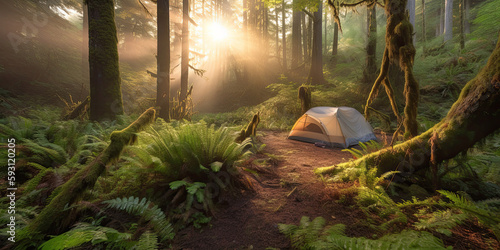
xmin=38 ymin=223 xmax=135 ymax=250
xmin=342 ymin=140 xmax=383 ymax=159
xmin=279 ymin=216 xmax=449 ymax=249
xmin=103 ymin=196 xmax=174 ymax=242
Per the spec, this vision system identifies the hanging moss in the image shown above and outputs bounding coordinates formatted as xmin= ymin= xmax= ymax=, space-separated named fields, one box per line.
xmin=18 ymin=108 xmax=156 ymax=243
xmin=364 ymin=0 xmax=419 ymax=138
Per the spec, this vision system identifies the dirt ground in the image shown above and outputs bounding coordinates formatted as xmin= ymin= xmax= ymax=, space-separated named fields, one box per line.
xmin=171 ymin=130 xmax=499 ymax=250
xmin=172 ymin=131 xmax=366 ymax=249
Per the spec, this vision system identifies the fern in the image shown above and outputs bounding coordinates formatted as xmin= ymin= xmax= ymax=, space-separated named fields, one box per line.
xmin=414 ymin=209 xmax=468 ymax=236
xmin=136 ymin=231 xmax=159 ymax=249
xmin=279 ymin=216 xmax=448 ymax=249
xmin=103 ymin=196 xmax=175 ymax=242
xmin=39 ymin=223 xmax=133 ymax=250
xmin=342 ymin=140 xmax=382 ymax=159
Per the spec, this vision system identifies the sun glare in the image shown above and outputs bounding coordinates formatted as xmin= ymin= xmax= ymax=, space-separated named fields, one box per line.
xmin=208 ymin=23 xmax=229 ymax=42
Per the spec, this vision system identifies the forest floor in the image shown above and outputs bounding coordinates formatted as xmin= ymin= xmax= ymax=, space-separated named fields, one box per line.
xmin=171 ymin=130 xmax=499 ymax=249
xmin=171 ymin=130 xmax=379 ymax=249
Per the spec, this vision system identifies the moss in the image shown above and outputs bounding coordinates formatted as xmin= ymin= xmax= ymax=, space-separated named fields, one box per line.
xmin=88 ymin=0 xmax=123 ymax=121
xmin=235 ymin=112 xmax=260 ymax=142
xmin=298 ymin=85 xmax=312 ymax=114
xmin=18 ymin=108 xmax=156 ymax=243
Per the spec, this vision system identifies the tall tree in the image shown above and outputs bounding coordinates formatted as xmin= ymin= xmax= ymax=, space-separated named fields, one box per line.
xmin=156 ymin=0 xmax=170 ymax=121
xmin=282 ymin=0 xmax=287 ymax=72
xmin=362 ymin=3 xmax=377 ymax=85
xmin=291 ymin=0 xmax=302 ymax=69
xmin=444 ymin=0 xmax=453 ymax=42
xmin=181 ymin=0 xmax=189 ymax=101
xmin=87 ymin=0 xmax=123 ymax=121
xmin=308 ymin=1 xmax=325 ymax=84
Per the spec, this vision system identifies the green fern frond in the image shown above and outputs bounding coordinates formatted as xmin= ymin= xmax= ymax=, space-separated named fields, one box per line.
xmin=136 ymin=231 xmax=159 ymax=249
xmin=103 ymin=197 xmax=174 ymax=242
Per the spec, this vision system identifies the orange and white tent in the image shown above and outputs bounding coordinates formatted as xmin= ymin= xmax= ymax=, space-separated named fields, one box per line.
xmin=288 ymin=107 xmax=377 ymax=148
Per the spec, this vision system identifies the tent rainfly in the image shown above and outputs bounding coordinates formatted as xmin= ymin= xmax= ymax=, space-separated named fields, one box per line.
xmin=288 ymin=107 xmax=377 ymax=148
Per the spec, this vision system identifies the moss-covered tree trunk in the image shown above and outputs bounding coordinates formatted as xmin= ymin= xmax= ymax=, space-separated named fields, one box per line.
xmin=317 ymin=34 xmax=500 ymax=177
xmin=362 ymin=3 xmax=377 ymax=85
xmin=157 ymin=0 xmax=170 ymax=121
xmin=88 ymin=0 xmax=123 ymax=121
xmin=364 ymin=0 xmax=418 ymax=137
xmin=19 ymin=108 xmax=156 ymax=242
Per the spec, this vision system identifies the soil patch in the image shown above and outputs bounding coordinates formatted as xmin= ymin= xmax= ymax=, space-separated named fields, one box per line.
xmin=172 ymin=130 xmax=363 ymax=249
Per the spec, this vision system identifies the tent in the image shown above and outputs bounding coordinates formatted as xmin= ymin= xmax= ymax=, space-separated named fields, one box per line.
xmin=288 ymin=106 xmax=377 ymax=148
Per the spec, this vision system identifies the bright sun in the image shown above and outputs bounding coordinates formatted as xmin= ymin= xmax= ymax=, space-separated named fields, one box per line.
xmin=208 ymin=23 xmax=229 ymax=41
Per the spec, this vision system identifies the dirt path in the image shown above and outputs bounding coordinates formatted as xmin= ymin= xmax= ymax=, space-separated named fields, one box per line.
xmin=172 ymin=130 xmax=363 ymax=249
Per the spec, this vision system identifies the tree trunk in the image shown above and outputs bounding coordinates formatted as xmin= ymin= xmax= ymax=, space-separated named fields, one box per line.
xmin=282 ymin=0 xmax=287 ymax=72
xmin=81 ymin=2 xmax=89 ymax=99
xmin=317 ymin=34 xmax=500 ymax=177
xmin=444 ymin=0 xmax=453 ymax=42
xmin=459 ymin=0 xmax=465 ymax=50
xmin=406 ymin=0 xmax=416 ymax=44
xmin=19 ymin=108 xmax=156 ymax=240
xmin=308 ymin=2 xmax=325 ymax=84
xmin=181 ymin=0 xmax=189 ymax=102
xmin=275 ymin=4 xmax=280 ymax=62
xmin=302 ymin=12 xmax=308 ymax=63
xmin=421 ymin=0 xmax=426 ymax=44
xmin=157 ymin=0 xmax=170 ymax=121
xmin=332 ymin=21 xmax=338 ymax=60
xmin=324 ymin=7 xmax=327 ymax=54
xmin=464 ymin=0 xmax=470 ymax=34
xmin=364 ymin=0 xmax=418 ymax=137
xmin=291 ymin=0 xmax=301 ymax=69
xmin=88 ymin=0 xmax=123 ymax=121
xmin=439 ymin=3 xmax=444 ymax=36
xmin=307 ymin=13 xmax=313 ymax=58
xmin=362 ymin=4 xmax=377 ymax=85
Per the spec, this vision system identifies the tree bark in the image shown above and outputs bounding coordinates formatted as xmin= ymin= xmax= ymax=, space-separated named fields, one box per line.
xmin=459 ymin=0 xmax=465 ymax=50
xmin=317 ymin=34 xmax=500 ymax=177
xmin=181 ymin=0 xmax=189 ymax=102
xmin=302 ymin=12 xmax=308 ymax=63
xmin=88 ymin=0 xmax=123 ymax=121
xmin=332 ymin=21 xmax=338 ymax=61
xmin=421 ymin=0 xmax=426 ymax=44
xmin=157 ymin=0 xmax=170 ymax=121
xmin=365 ymin=0 xmax=418 ymax=137
xmin=308 ymin=1 xmax=325 ymax=84
xmin=444 ymin=0 xmax=453 ymax=42
xmin=282 ymin=0 xmax=287 ymax=72
xmin=19 ymin=108 xmax=156 ymax=240
xmin=406 ymin=0 xmax=416 ymax=44
xmin=324 ymin=6 xmax=327 ymax=54
xmin=362 ymin=4 xmax=377 ymax=85
xmin=464 ymin=0 xmax=470 ymax=34
xmin=81 ymin=2 xmax=89 ymax=99
xmin=291 ymin=0 xmax=302 ymax=69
